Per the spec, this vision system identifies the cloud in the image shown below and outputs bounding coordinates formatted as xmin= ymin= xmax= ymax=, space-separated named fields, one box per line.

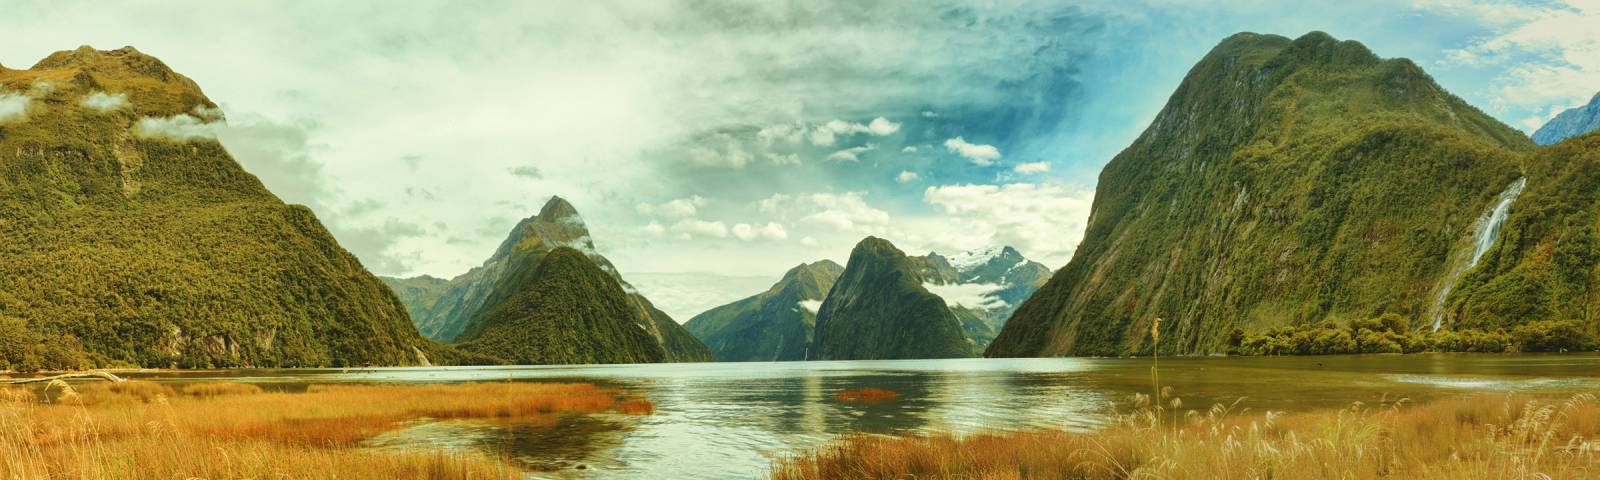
xmin=134 ymin=114 xmax=219 ymax=141
xmin=901 ymin=146 xmax=918 ymax=153
xmin=944 ymin=137 xmax=1001 ymax=165
xmin=762 ymin=192 xmax=891 ymax=232
xmin=79 ymin=91 xmax=128 ymax=113
xmin=686 ymin=133 xmax=752 ymax=168
xmin=826 ymin=143 xmax=876 ymax=162
xmin=921 ymin=183 xmax=1096 ymax=267
xmin=731 ymin=222 xmax=788 ymax=241
xmin=626 ymin=272 xmax=781 ymax=322
xmin=896 ymin=170 xmax=920 ymax=183
xmin=759 ymin=117 xmax=900 ymax=147
xmin=508 ymin=165 xmax=543 ymax=179
xmin=923 ymin=282 xmax=1008 ymax=310
xmin=765 ymin=152 xmax=800 ymax=165
xmin=1014 ymin=161 xmax=1050 ymax=174
xmin=0 ymin=93 xmax=27 ymax=122
xmin=1430 ymin=0 xmax=1600 ymax=131
xmin=637 ymin=195 xmax=709 ymax=220
xmin=671 ymin=219 xmax=729 ymax=239
xmin=797 ymin=299 xmax=823 ymax=314
xmin=800 ymin=236 xmax=820 ymax=247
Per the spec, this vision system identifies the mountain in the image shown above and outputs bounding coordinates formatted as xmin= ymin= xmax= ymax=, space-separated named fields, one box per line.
xmin=382 ymin=197 xmax=712 ymax=363
xmin=1531 ymin=91 xmax=1600 ymax=145
xmin=987 ymin=32 xmax=1534 ymax=357
xmin=0 ymin=46 xmax=436 ymax=370
xmin=809 ymin=237 xmax=975 ymax=360
xmin=683 ymin=260 xmax=843 ymax=361
xmin=922 ymin=246 xmax=1052 ymax=333
xmin=453 ymin=247 xmax=671 ymax=364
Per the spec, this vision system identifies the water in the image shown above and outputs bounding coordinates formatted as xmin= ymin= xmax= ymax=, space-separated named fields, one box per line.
xmin=79 ymin=353 xmax=1600 ymax=479
xmin=1431 ymin=177 xmax=1528 ymax=330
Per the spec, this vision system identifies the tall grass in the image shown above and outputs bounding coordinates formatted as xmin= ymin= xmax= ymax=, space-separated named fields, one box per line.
xmin=771 ymin=392 xmax=1600 ymax=479
xmin=0 ymin=381 xmax=652 ymax=479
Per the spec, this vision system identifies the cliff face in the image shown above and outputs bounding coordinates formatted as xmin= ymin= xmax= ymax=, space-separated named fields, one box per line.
xmin=0 ymin=47 xmax=434 ymax=370
xmin=987 ymin=32 xmax=1533 ymax=357
xmin=1531 ymin=91 xmax=1600 ymax=146
xmin=809 ymin=237 xmax=974 ymax=360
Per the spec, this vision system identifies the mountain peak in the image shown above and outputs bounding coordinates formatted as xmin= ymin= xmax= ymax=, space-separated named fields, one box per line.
xmin=1532 ymin=89 xmax=1600 ymax=145
xmin=538 ymin=196 xmax=579 ymax=220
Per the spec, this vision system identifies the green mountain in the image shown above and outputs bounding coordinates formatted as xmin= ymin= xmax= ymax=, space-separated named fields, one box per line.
xmin=383 ymin=197 xmax=712 ymax=363
xmin=683 ymin=260 xmax=843 ymax=361
xmin=987 ymin=32 xmax=1535 ymax=357
xmin=809 ymin=237 xmax=975 ymax=360
xmin=453 ymin=247 xmax=670 ymax=364
xmin=0 ymin=46 xmax=436 ymax=370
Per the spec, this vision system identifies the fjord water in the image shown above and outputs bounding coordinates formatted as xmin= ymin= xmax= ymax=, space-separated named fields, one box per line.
xmin=121 ymin=355 xmax=1600 ymax=479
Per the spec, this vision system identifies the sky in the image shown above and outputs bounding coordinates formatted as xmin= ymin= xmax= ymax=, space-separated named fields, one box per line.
xmin=3 ymin=0 xmax=1597 ymax=320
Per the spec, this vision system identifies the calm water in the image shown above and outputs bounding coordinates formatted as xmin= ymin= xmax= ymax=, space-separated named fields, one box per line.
xmin=99 ymin=354 xmax=1600 ymax=479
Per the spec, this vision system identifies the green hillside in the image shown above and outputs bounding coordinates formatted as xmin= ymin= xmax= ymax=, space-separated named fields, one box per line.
xmin=683 ymin=260 xmax=843 ymax=361
xmin=988 ymin=32 xmax=1534 ymax=357
xmin=0 ymin=47 xmax=436 ymax=370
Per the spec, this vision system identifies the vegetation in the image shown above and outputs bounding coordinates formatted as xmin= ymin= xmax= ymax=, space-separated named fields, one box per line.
xmin=773 ymin=391 xmax=1600 ymax=479
xmin=989 ymin=31 xmax=1538 ymax=358
xmin=684 ymin=260 xmax=843 ymax=362
xmin=810 ymin=237 xmax=976 ymax=360
xmin=1227 ymin=314 xmax=1597 ymax=355
xmin=0 ymin=46 xmax=436 ymax=370
xmin=0 ymin=381 xmax=649 ymax=478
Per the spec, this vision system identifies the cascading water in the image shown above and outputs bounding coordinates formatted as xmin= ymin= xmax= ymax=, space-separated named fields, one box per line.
xmin=1429 ymin=177 xmax=1527 ymax=331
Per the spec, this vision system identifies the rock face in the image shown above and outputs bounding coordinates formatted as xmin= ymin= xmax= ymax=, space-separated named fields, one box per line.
xmin=0 ymin=46 xmax=435 ymax=370
xmin=1532 ymin=91 xmax=1600 ymax=146
xmin=383 ymin=197 xmax=712 ymax=364
xmin=683 ymin=260 xmax=843 ymax=361
xmin=809 ymin=237 xmax=975 ymax=360
xmin=920 ymin=246 xmax=1052 ymax=346
xmin=987 ymin=32 xmax=1533 ymax=357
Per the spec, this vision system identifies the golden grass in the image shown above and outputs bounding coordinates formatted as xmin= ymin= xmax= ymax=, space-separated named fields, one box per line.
xmin=180 ymin=382 xmax=264 ymax=397
xmin=835 ymin=388 xmax=900 ymax=404
xmin=1 ymin=381 xmax=651 ymax=479
xmin=773 ymin=393 xmax=1600 ymax=479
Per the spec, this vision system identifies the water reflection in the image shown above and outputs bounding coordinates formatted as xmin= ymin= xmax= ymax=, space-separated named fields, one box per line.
xmin=43 ymin=353 xmax=1591 ymax=479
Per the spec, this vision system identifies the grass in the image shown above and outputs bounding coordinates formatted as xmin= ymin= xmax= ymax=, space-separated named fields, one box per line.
xmin=835 ymin=388 xmax=900 ymax=404
xmin=771 ymin=392 xmax=1600 ymax=479
xmin=0 ymin=380 xmax=652 ymax=479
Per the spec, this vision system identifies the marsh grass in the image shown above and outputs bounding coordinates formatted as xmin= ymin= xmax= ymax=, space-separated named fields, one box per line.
xmin=0 ymin=381 xmax=651 ymax=479
xmin=771 ymin=393 xmax=1600 ymax=479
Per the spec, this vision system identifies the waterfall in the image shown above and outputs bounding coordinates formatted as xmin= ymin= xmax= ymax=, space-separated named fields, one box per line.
xmin=1429 ymin=177 xmax=1527 ymax=331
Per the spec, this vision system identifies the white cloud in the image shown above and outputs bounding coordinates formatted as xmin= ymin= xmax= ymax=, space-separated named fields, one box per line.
xmin=922 ymin=282 xmax=1009 ymax=310
xmin=901 ymin=146 xmax=918 ymax=153
xmin=800 ymin=236 xmax=820 ymax=247
xmin=627 ymin=271 xmax=782 ymax=322
xmin=1014 ymin=161 xmax=1051 ymax=174
xmin=760 ymin=117 xmax=900 ymax=147
xmin=133 ymin=114 xmax=219 ymax=141
xmin=732 ymin=222 xmax=788 ymax=241
xmin=637 ymin=195 xmax=709 ymax=220
xmin=797 ymin=299 xmax=824 ymax=314
xmin=1430 ymin=0 xmax=1600 ymax=131
xmin=896 ymin=170 xmax=920 ymax=183
xmin=79 ymin=91 xmax=129 ymax=113
xmin=765 ymin=152 xmax=800 ymax=165
xmin=921 ymin=183 xmax=1095 ymax=267
xmin=671 ymin=219 xmax=729 ymax=239
xmin=826 ymin=143 xmax=876 ymax=162
xmin=0 ymin=93 xmax=28 ymax=122
xmin=944 ymin=136 xmax=1001 ymax=165
xmin=644 ymin=221 xmax=667 ymax=236
xmin=686 ymin=133 xmax=751 ymax=168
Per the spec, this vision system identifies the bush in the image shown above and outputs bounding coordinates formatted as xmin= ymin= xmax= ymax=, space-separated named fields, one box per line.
xmin=1511 ymin=320 xmax=1597 ymax=352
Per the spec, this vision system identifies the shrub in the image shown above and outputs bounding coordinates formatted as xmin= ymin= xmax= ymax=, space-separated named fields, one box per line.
xmin=1511 ymin=320 xmax=1597 ymax=352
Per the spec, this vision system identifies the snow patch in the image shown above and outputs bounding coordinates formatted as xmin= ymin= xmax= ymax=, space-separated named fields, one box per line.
xmin=797 ymin=299 xmax=824 ymax=314
xmin=945 ymin=246 xmax=1007 ymax=273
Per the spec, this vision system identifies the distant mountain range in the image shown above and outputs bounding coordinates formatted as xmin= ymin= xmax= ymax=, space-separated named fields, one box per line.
xmin=0 ymin=47 xmax=438 ymax=370
xmin=383 ymin=197 xmax=712 ymax=364
xmin=1532 ymin=91 xmax=1600 ymax=145
xmin=685 ymin=239 xmax=1049 ymax=361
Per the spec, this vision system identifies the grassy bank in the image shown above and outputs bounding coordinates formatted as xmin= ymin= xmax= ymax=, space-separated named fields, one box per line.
xmin=1 ymin=380 xmax=650 ymax=478
xmin=772 ymin=392 xmax=1600 ymax=479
